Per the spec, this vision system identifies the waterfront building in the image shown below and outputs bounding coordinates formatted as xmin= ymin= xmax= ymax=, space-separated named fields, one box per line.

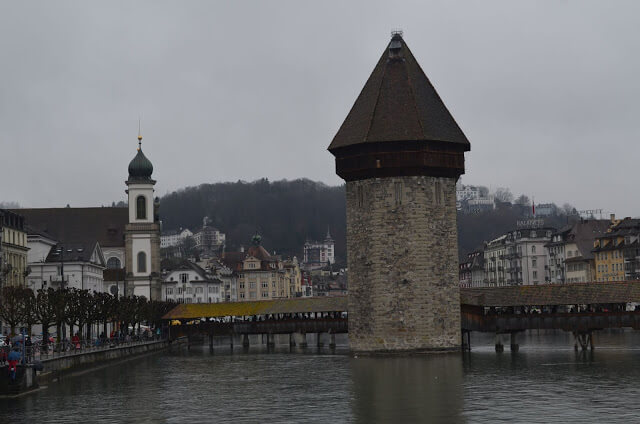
xmin=0 ymin=210 xmax=29 ymax=286
xmin=18 ymin=208 xmax=125 ymax=293
xmin=302 ymin=228 xmax=335 ymax=270
xmin=25 ymin=224 xmax=107 ymax=292
xmin=482 ymin=227 xmax=554 ymax=287
xmin=222 ymin=235 xmax=302 ymax=301
xmin=546 ymin=219 xmax=610 ymax=283
xmin=161 ymin=260 xmax=223 ymax=303
xmin=160 ymin=228 xmax=193 ymax=248
xmin=328 ymin=32 xmax=469 ymax=352
xmin=459 ymin=251 xmax=483 ymax=288
xmin=470 ymin=252 xmax=485 ymax=287
xmin=484 ymin=235 xmax=507 ymax=287
xmin=459 ymin=260 xmax=471 ymax=287
xmin=593 ymin=216 xmax=640 ymax=282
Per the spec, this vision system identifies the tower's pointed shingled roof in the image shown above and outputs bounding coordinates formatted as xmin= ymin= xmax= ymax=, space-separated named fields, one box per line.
xmin=328 ymin=33 xmax=470 ymax=151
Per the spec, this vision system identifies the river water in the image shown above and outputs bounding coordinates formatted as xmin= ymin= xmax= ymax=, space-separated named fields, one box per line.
xmin=3 ymin=330 xmax=640 ymax=423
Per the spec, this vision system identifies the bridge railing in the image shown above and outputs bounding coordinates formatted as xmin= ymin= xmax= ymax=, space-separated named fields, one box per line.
xmin=171 ymin=317 xmax=348 ymax=338
xmin=462 ymin=310 xmax=640 ymax=333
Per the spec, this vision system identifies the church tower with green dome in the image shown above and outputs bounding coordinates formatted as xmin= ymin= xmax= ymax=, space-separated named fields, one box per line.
xmin=124 ymin=132 xmax=161 ymax=300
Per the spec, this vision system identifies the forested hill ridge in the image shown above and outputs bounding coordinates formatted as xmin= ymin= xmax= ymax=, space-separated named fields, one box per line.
xmin=157 ymin=179 xmax=576 ymax=263
xmin=159 ymin=179 xmax=347 ymax=261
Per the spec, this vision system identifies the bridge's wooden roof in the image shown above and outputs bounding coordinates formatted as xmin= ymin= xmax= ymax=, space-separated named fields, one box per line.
xmin=461 ymin=281 xmax=640 ymax=307
xmin=163 ymin=296 xmax=348 ymax=320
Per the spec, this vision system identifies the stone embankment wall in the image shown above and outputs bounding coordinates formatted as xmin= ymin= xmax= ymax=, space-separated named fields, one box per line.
xmin=346 ymin=176 xmax=461 ymax=354
xmin=39 ymin=340 xmax=170 ymax=381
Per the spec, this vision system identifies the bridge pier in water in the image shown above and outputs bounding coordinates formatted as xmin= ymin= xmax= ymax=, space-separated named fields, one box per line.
xmin=574 ymin=331 xmax=595 ymax=351
xmin=494 ymin=334 xmax=504 ymax=352
xmin=510 ymin=332 xmax=519 ymax=352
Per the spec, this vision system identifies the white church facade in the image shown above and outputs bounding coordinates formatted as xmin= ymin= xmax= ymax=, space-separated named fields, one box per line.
xmin=20 ymin=132 xmax=162 ymax=300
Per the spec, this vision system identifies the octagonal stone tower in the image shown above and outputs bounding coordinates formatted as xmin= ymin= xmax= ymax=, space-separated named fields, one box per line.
xmin=329 ymin=32 xmax=470 ymax=354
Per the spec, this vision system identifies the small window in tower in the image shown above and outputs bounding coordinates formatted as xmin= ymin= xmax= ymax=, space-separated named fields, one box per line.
xmin=137 ymin=251 xmax=147 ymax=273
xmin=434 ymin=181 xmax=442 ymax=205
xmin=357 ymin=185 xmax=364 ymax=208
xmin=394 ymin=182 xmax=402 ymax=206
xmin=136 ymin=195 xmax=146 ymax=220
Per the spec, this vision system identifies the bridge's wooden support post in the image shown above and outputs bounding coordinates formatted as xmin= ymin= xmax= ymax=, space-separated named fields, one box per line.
xmin=574 ymin=332 xmax=593 ymax=351
xmin=461 ymin=330 xmax=471 ymax=352
xmin=299 ymin=332 xmax=308 ymax=349
xmin=209 ymin=334 xmax=214 ymax=352
xmin=267 ymin=333 xmax=275 ymax=348
xmin=494 ymin=334 xmax=504 ymax=352
xmin=329 ymin=333 xmax=336 ymax=349
xmin=510 ymin=332 xmax=519 ymax=352
xmin=317 ymin=333 xmax=324 ymax=348
xmin=229 ymin=334 xmax=234 ymax=351
xmin=289 ymin=333 xmax=296 ymax=348
xmin=242 ymin=334 xmax=250 ymax=348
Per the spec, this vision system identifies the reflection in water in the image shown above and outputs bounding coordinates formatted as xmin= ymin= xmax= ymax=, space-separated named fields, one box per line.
xmin=351 ymin=355 xmax=464 ymax=424
xmin=4 ymin=331 xmax=640 ymax=422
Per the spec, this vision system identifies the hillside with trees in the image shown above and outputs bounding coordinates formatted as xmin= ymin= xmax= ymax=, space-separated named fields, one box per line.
xmin=159 ymin=179 xmax=346 ymax=262
xmin=157 ymin=179 xmax=577 ymax=264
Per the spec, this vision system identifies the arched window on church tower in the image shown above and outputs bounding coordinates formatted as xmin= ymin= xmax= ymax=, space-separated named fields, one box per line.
xmin=137 ymin=251 xmax=147 ymax=273
xmin=136 ymin=195 xmax=146 ymax=220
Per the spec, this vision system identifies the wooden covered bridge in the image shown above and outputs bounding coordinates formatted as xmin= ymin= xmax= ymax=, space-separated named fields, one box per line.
xmin=163 ymin=296 xmax=348 ymax=349
xmin=460 ymin=281 xmax=640 ymax=351
xmin=163 ymin=281 xmax=640 ymax=352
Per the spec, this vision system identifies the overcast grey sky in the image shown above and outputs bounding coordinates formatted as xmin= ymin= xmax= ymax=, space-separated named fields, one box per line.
xmin=1 ymin=1 xmax=639 ymax=216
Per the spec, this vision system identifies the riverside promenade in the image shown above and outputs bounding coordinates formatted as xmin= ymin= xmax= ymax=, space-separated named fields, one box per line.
xmin=1 ymin=338 xmax=174 ymax=396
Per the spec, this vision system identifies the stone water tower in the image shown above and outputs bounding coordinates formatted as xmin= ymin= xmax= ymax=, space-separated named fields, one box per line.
xmin=329 ymin=32 xmax=470 ymax=353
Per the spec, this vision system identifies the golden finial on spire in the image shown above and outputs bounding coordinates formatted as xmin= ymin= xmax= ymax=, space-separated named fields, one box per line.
xmin=137 ymin=117 xmax=142 ymax=150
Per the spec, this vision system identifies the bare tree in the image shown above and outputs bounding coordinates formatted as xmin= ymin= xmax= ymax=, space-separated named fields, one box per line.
xmin=494 ymin=188 xmax=513 ymax=203
xmin=515 ymin=195 xmax=531 ymax=206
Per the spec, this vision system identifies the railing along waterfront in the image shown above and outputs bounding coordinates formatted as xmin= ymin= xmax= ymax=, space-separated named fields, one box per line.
xmin=1 ymin=336 xmax=166 ymax=364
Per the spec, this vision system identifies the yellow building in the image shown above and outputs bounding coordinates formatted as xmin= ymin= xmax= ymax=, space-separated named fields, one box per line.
xmin=228 ymin=235 xmax=302 ymax=301
xmin=593 ymin=215 xmax=629 ymax=282
xmin=1 ymin=210 xmax=29 ymax=286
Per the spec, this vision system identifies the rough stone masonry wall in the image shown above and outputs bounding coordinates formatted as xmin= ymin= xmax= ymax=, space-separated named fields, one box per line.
xmin=346 ymin=176 xmax=461 ymax=353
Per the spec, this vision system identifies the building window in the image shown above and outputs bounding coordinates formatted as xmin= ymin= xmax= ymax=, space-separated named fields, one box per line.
xmin=107 ymin=257 xmax=121 ymax=269
xmin=531 ymin=246 xmax=536 ymax=254
xmin=181 ymin=273 xmax=188 ymax=284
xmin=166 ymin=288 xmax=173 ymax=295
xmin=196 ymin=287 xmax=203 ymax=294
xmin=532 ymin=258 xmax=537 ymax=267
xmin=137 ymin=251 xmax=147 ymax=273
xmin=136 ymin=195 xmax=146 ymax=220
xmin=240 ymin=293 xmax=245 ymax=299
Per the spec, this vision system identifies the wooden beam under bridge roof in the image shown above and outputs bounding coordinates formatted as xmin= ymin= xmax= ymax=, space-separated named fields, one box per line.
xmin=162 ymin=296 xmax=348 ymax=320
